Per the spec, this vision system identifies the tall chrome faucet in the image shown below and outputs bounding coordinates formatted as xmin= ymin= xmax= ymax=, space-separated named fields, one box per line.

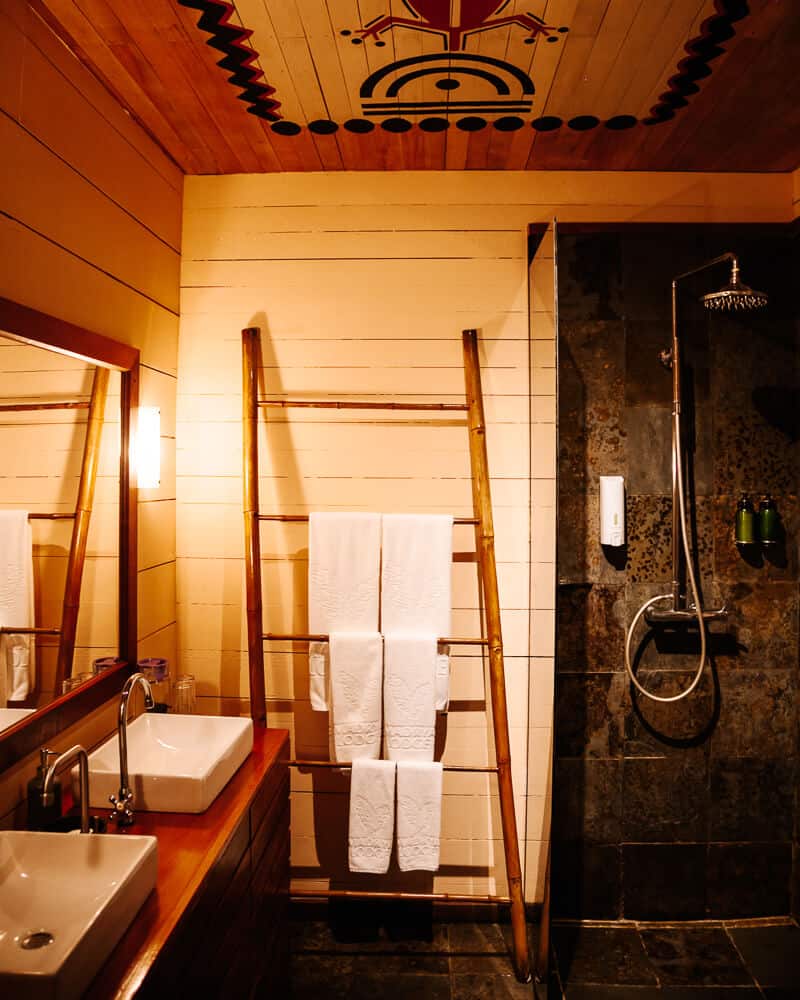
xmin=43 ymin=745 xmax=91 ymax=834
xmin=110 ymin=672 xmax=154 ymax=826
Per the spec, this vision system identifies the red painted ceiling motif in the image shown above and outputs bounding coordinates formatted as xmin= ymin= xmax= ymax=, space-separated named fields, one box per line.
xmin=178 ymin=0 xmax=751 ymax=140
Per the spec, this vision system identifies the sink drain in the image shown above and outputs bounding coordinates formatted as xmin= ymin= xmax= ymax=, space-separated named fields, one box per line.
xmin=20 ymin=931 xmax=54 ymax=950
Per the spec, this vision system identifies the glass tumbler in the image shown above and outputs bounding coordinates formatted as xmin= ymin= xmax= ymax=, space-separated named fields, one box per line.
xmin=174 ymin=675 xmax=196 ymax=714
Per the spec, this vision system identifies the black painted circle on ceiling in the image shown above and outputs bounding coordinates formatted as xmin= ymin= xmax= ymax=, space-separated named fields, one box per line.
xmin=351 ymin=37 xmax=363 ymax=44
xmin=271 ymin=121 xmax=302 ymax=136
xmin=456 ymin=116 xmax=486 ymax=132
xmin=568 ymin=115 xmax=599 ymax=131
xmin=532 ymin=116 xmax=562 ymax=132
xmin=605 ymin=115 xmax=638 ymax=131
xmin=381 ymin=117 xmax=412 ymax=133
xmin=547 ymin=36 xmax=558 ymax=42
xmin=340 ymin=29 xmax=351 ymax=36
xmin=344 ymin=118 xmax=374 ymax=134
xmin=524 ymin=37 xmax=535 ymax=44
xmin=494 ymin=116 xmax=524 ymax=132
xmin=435 ymin=78 xmax=460 ymax=91
xmin=558 ymin=26 xmax=569 ymax=32
xmin=375 ymin=41 xmax=386 ymax=47
xmin=309 ymin=119 xmax=339 ymax=135
xmin=419 ymin=117 xmax=449 ymax=132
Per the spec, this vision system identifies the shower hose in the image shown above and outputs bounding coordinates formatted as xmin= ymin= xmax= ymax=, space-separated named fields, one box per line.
xmin=623 ymin=411 xmax=707 ymax=703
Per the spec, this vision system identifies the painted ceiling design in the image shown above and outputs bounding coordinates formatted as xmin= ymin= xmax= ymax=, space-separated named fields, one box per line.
xmin=178 ymin=0 xmax=748 ymax=137
xmin=34 ymin=0 xmax=800 ymax=172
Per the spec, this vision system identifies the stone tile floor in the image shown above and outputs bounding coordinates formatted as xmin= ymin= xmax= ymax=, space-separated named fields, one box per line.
xmin=549 ymin=919 xmax=800 ymax=999
xmin=289 ymin=912 xmax=542 ymax=999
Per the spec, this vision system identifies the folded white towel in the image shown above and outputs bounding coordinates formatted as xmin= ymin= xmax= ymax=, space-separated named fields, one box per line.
xmin=384 ymin=635 xmax=437 ymax=762
xmin=396 ymin=761 xmax=443 ymax=872
xmin=348 ymin=758 xmax=396 ymax=874
xmin=329 ymin=632 xmax=383 ymax=762
xmin=381 ymin=514 xmax=453 ymax=710
xmin=0 ymin=511 xmax=34 ymax=704
xmin=308 ymin=512 xmax=381 ymax=711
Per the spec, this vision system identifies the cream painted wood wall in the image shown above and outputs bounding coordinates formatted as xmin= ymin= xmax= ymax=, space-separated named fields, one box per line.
xmin=178 ymin=170 xmax=788 ymax=903
xmin=0 ymin=0 xmax=181 ymax=825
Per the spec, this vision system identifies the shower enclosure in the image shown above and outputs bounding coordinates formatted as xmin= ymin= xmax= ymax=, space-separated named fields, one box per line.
xmin=548 ymin=221 xmax=799 ymax=994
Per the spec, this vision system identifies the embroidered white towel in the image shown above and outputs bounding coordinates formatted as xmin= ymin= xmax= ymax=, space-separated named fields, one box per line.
xmin=0 ymin=511 xmax=34 ymax=704
xmin=329 ymin=632 xmax=383 ymax=762
xmin=348 ymin=758 xmax=396 ymax=874
xmin=381 ymin=514 xmax=453 ymax=710
xmin=383 ymin=634 xmax=437 ymax=762
xmin=308 ymin=512 xmax=381 ymax=711
xmin=396 ymin=761 xmax=443 ymax=872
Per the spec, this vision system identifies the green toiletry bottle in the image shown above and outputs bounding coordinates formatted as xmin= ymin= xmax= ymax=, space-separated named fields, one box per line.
xmin=26 ymin=748 xmax=62 ymax=830
xmin=758 ymin=494 xmax=779 ymax=545
xmin=735 ymin=494 xmax=756 ymax=546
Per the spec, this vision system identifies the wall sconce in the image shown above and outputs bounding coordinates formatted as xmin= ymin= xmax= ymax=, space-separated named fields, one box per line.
xmin=137 ymin=407 xmax=161 ymax=489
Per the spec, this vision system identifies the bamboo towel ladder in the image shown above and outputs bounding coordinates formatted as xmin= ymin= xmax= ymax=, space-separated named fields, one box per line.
xmin=0 ymin=367 xmax=109 ymax=696
xmin=241 ymin=327 xmax=531 ymax=983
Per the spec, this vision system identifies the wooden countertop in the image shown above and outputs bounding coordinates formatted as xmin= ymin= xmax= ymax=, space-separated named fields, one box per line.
xmin=83 ymin=726 xmax=289 ymax=1000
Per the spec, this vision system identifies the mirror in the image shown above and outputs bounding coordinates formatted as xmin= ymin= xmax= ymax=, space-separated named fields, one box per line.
xmin=0 ymin=297 xmax=138 ymax=767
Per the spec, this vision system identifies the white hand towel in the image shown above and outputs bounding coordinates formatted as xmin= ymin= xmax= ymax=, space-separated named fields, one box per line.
xmin=348 ymin=758 xmax=396 ymax=874
xmin=0 ymin=511 xmax=34 ymax=704
xmin=308 ymin=512 xmax=381 ymax=711
xmin=383 ymin=635 xmax=437 ymax=762
xmin=329 ymin=632 xmax=383 ymax=762
xmin=381 ymin=514 xmax=453 ymax=710
xmin=396 ymin=761 xmax=443 ymax=872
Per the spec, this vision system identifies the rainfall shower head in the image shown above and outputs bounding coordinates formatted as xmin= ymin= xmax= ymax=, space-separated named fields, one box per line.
xmin=700 ymin=258 xmax=768 ymax=311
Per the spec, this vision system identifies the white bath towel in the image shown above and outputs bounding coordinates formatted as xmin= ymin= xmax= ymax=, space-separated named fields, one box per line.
xmin=381 ymin=514 xmax=453 ymax=710
xmin=383 ymin=635 xmax=437 ymax=762
xmin=348 ymin=758 xmax=396 ymax=874
xmin=328 ymin=632 xmax=383 ymax=762
xmin=396 ymin=761 xmax=443 ymax=872
xmin=0 ymin=511 xmax=35 ymax=704
xmin=308 ymin=512 xmax=381 ymax=711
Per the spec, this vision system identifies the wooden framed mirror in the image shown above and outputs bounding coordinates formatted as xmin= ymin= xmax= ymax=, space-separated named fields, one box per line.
xmin=0 ymin=296 xmax=138 ymax=772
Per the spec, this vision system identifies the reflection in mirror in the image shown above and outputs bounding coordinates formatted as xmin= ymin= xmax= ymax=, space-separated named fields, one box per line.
xmin=0 ymin=332 xmax=121 ymax=729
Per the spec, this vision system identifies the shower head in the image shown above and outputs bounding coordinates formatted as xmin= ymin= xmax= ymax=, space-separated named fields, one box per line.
xmin=700 ymin=258 xmax=768 ymax=311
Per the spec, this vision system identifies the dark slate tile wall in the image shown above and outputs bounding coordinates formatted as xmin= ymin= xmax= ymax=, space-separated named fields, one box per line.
xmin=552 ymin=226 xmax=799 ymax=923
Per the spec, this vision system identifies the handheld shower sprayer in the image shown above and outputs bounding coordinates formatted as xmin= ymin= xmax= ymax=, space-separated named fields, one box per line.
xmin=624 ymin=253 xmax=768 ymax=703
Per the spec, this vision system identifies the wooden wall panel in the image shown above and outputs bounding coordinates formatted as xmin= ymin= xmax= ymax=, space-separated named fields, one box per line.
xmin=177 ymin=170 xmax=786 ymax=904
xmin=0 ymin=1 xmax=181 ymax=819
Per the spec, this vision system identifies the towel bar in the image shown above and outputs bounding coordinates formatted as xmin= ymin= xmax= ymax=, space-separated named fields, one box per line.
xmin=258 ymin=399 xmax=468 ymax=412
xmin=257 ymin=513 xmax=480 ymax=525
xmin=291 ymin=888 xmax=512 ymax=905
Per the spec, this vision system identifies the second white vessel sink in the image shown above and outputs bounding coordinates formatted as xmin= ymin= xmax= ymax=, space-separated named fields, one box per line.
xmin=0 ymin=830 xmax=157 ymax=1000
xmin=86 ymin=713 xmax=254 ymax=813
xmin=0 ymin=707 xmax=35 ymax=734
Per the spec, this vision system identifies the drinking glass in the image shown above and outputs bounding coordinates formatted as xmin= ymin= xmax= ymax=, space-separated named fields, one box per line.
xmin=174 ymin=674 xmax=196 ymax=714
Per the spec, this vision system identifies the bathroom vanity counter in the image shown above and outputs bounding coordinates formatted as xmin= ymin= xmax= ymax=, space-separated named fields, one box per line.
xmin=83 ymin=726 xmax=290 ymax=1000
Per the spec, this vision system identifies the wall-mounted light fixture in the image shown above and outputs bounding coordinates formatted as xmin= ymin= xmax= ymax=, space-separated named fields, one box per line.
xmin=137 ymin=406 xmax=161 ymax=489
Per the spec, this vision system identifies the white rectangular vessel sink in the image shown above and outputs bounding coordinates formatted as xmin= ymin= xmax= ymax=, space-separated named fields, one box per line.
xmin=0 ymin=830 xmax=157 ymax=1000
xmin=86 ymin=713 xmax=254 ymax=814
xmin=0 ymin=707 xmax=35 ymax=733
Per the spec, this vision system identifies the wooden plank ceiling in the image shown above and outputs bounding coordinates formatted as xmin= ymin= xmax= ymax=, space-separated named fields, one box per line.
xmin=32 ymin=0 xmax=800 ymax=173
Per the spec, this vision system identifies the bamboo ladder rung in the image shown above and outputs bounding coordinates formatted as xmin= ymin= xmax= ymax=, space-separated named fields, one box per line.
xmin=287 ymin=759 xmax=498 ymax=774
xmin=0 ymin=401 xmax=90 ymax=412
xmin=291 ymin=888 xmax=513 ymax=905
xmin=241 ymin=326 xmax=531 ymax=984
xmin=258 ymin=399 xmax=468 ymax=412
xmin=263 ymin=632 xmax=487 ymax=646
xmin=258 ymin=514 xmax=480 ymax=525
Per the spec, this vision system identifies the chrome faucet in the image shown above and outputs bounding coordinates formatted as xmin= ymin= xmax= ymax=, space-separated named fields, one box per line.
xmin=110 ymin=672 xmax=154 ymax=826
xmin=43 ymin=745 xmax=91 ymax=834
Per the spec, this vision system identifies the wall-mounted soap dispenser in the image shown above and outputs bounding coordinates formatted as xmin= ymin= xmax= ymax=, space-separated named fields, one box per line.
xmin=599 ymin=475 xmax=625 ymax=547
